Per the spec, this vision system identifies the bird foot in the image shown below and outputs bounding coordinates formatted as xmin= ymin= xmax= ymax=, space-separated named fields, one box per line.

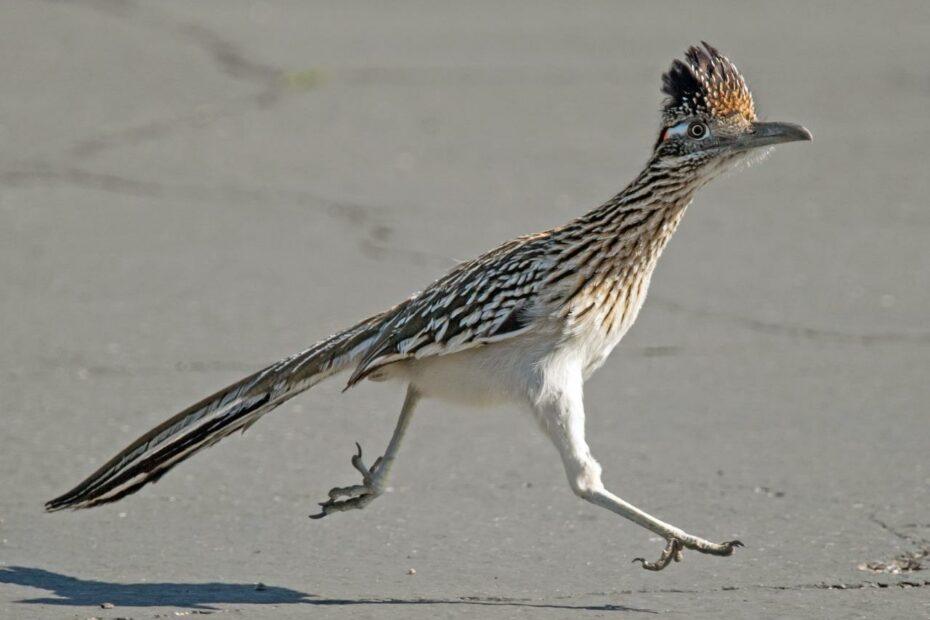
xmin=633 ymin=537 xmax=743 ymax=571
xmin=309 ymin=442 xmax=384 ymax=519
xmin=633 ymin=538 xmax=684 ymax=571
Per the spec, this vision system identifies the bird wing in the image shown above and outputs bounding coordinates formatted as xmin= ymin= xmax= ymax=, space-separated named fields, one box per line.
xmin=346 ymin=234 xmax=553 ymax=386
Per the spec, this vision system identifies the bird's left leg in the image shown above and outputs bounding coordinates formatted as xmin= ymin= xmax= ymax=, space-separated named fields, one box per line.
xmin=533 ymin=374 xmax=741 ymax=571
xmin=310 ymin=385 xmax=420 ymax=519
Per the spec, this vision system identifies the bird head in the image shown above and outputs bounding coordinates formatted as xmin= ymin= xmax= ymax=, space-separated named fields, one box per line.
xmin=653 ymin=42 xmax=810 ymax=171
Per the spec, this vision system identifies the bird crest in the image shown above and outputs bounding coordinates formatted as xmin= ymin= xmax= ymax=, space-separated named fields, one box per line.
xmin=661 ymin=42 xmax=755 ymax=126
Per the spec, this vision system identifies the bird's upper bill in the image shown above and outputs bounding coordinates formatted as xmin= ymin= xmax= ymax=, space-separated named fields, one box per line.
xmin=660 ymin=42 xmax=812 ymax=152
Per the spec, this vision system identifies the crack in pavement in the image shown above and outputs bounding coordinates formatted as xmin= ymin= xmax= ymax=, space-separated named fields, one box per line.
xmin=39 ymin=0 xmax=660 ymax=173
xmin=650 ymin=297 xmax=930 ymax=346
xmin=59 ymin=0 xmax=298 ymax=162
xmin=594 ymin=578 xmax=930 ymax=597
xmin=870 ymin=515 xmax=928 ymax=546
xmin=172 ymin=21 xmax=280 ymax=86
xmin=0 ymin=166 xmax=387 ymax=228
xmin=66 ymin=93 xmax=277 ymax=161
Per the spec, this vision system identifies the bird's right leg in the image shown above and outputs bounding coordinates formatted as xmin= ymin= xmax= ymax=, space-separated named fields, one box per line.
xmin=310 ymin=385 xmax=420 ymax=519
xmin=533 ymin=375 xmax=741 ymax=571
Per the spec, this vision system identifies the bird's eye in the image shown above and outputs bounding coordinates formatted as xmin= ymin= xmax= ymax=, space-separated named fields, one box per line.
xmin=687 ymin=121 xmax=708 ymax=139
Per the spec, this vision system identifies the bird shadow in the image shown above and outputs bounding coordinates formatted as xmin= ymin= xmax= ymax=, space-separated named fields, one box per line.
xmin=0 ymin=566 xmax=653 ymax=613
xmin=0 ymin=566 xmax=310 ymax=609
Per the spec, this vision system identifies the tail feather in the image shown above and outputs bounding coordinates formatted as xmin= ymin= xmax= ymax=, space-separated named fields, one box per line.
xmin=45 ymin=312 xmax=387 ymax=512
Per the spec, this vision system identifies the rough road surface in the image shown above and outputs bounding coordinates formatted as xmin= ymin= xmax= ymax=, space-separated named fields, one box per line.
xmin=2 ymin=2 xmax=928 ymax=618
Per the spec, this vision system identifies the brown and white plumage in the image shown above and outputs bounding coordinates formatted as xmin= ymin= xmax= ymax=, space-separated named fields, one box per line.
xmin=46 ymin=43 xmax=810 ymax=571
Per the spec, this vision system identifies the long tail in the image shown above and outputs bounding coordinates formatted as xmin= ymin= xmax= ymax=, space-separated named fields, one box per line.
xmin=45 ymin=312 xmax=388 ymax=512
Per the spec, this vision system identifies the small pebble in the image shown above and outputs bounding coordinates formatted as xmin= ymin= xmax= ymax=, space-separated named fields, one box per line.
xmin=407 ymin=568 xmax=416 ymax=575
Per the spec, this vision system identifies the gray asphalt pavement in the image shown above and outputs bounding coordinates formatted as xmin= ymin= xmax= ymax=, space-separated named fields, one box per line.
xmin=2 ymin=1 xmax=929 ymax=618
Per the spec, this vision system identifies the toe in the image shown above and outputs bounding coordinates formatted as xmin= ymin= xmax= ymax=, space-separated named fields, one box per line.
xmin=722 ymin=540 xmax=744 ymax=555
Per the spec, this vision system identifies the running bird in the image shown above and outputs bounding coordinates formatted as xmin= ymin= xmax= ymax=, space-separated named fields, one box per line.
xmin=46 ymin=43 xmax=811 ymax=571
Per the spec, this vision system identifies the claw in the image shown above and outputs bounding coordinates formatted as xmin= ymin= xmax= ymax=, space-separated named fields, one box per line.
xmin=351 ymin=442 xmax=375 ymax=480
xmin=309 ymin=502 xmax=330 ymax=520
xmin=721 ymin=540 xmax=744 ymax=555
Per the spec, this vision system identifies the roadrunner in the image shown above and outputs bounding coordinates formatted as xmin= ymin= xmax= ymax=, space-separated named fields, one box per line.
xmin=47 ymin=43 xmax=810 ymax=571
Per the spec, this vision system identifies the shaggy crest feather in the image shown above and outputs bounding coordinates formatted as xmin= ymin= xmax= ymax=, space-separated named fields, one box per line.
xmin=661 ymin=41 xmax=755 ymax=126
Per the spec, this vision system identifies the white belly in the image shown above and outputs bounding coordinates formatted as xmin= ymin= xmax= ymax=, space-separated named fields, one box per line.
xmin=384 ymin=330 xmax=558 ymax=406
xmin=375 ymin=306 xmax=641 ymax=409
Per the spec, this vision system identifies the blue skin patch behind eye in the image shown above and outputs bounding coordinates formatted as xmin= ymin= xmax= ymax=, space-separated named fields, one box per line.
xmin=666 ymin=121 xmax=691 ymax=138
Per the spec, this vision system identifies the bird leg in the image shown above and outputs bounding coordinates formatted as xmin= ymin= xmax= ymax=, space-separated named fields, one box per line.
xmin=533 ymin=380 xmax=742 ymax=571
xmin=310 ymin=386 xmax=420 ymax=519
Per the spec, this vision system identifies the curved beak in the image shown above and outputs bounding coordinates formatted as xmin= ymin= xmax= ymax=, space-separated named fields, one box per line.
xmin=733 ymin=121 xmax=812 ymax=152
